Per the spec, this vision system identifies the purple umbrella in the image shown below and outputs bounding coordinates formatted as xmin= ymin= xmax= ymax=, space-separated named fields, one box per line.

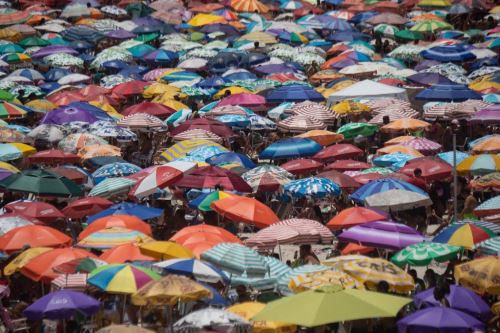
xmin=253 ymin=64 xmax=300 ymax=75
xmin=106 ymin=29 xmax=137 ymax=39
xmin=407 ymin=73 xmax=454 ymax=86
xmin=397 ymin=307 xmax=485 ymax=333
xmin=338 ymin=220 xmax=424 ymax=250
xmin=32 ymin=46 xmax=79 ymax=59
xmin=41 ymin=107 xmax=98 ymax=125
xmin=414 ymin=60 xmax=440 ymax=71
xmin=469 ymin=105 xmax=500 ymax=125
xmin=414 ymin=285 xmax=492 ymax=321
xmin=23 ymin=290 xmax=100 ymax=321
xmin=0 ymin=169 xmax=14 ymax=181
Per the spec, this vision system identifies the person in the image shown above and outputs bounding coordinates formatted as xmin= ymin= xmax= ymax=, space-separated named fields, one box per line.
xmin=409 ymin=269 xmax=425 ymax=293
xmin=293 ymin=244 xmax=320 ymax=266
xmin=424 ymin=269 xmax=437 ymax=289
xmin=411 ymin=168 xmax=427 ymax=191
xmin=460 ymin=191 xmax=479 ymax=219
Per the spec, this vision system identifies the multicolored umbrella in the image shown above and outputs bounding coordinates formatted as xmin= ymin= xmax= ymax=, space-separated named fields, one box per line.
xmin=88 ymin=264 xmax=160 ymax=294
xmin=433 ymin=223 xmax=495 ymax=249
xmin=153 ymin=259 xmax=228 ymax=284
xmin=78 ymin=227 xmax=153 ymax=249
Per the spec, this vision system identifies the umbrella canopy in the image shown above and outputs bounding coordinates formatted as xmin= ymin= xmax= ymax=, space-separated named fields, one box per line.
xmin=4 ymin=200 xmax=64 ymax=224
xmin=227 ymin=302 xmax=295 ymax=333
xmin=78 ymin=227 xmax=153 ymax=249
xmin=175 ymin=166 xmax=251 ymax=192
xmin=0 ymin=225 xmax=71 ymax=254
xmin=153 ymin=259 xmax=228 ymax=284
xmin=397 ymin=307 xmax=484 ymax=333
xmin=433 ymin=223 xmax=495 ymax=249
xmin=100 ymin=243 xmax=154 ymax=264
xmin=173 ymin=308 xmax=251 ymax=333
xmin=139 ymin=241 xmax=194 ymax=261
xmin=454 ymin=256 xmax=500 ymax=295
xmin=260 ymin=138 xmax=322 ymax=160
xmin=350 ymin=178 xmax=427 ymax=203
xmin=88 ymin=264 xmax=160 ymax=294
xmin=211 ymin=195 xmax=279 ymax=228
xmin=326 ymin=207 xmax=387 ymax=230
xmin=391 ymin=242 xmax=462 ymax=267
xmin=78 ymin=215 xmax=151 ymax=241
xmin=87 ymin=202 xmax=163 ymax=222
xmin=284 ymin=177 xmax=341 ymax=198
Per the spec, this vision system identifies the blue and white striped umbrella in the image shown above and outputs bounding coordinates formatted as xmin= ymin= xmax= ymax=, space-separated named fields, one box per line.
xmin=284 ymin=177 xmax=341 ymax=198
xmin=230 ymin=256 xmax=291 ymax=291
xmin=476 ymin=236 xmax=500 ymax=255
xmin=372 ymin=153 xmax=415 ymax=171
xmin=201 ymin=243 xmax=269 ymax=278
xmin=248 ymin=114 xmax=276 ymax=131
xmin=350 ymin=178 xmax=427 ymax=203
xmin=437 ymin=151 xmax=470 ymax=166
xmin=153 ymin=259 xmax=229 ymax=284
xmin=177 ymin=145 xmax=228 ymax=163
xmin=166 ymin=109 xmax=192 ymax=127
xmin=88 ymin=177 xmax=137 ymax=198
xmin=92 ymin=162 xmax=142 ymax=183
xmin=280 ymin=0 xmax=303 ymax=10
xmin=277 ymin=264 xmax=329 ymax=296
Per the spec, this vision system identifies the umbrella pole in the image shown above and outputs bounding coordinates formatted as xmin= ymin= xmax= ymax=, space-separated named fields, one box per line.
xmin=122 ymin=294 xmax=127 ymax=323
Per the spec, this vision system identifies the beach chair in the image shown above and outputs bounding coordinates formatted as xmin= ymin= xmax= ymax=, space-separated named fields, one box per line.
xmin=10 ymin=317 xmax=29 ymax=332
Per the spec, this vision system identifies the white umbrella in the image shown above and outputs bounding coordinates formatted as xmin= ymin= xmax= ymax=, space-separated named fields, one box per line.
xmin=364 ymin=189 xmax=432 ymax=212
xmin=58 ymin=74 xmax=91 ymax=85
xmin=173 ymin=308 xmax=251 ymax=333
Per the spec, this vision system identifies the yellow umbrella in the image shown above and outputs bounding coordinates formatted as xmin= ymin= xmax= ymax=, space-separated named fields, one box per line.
xmin=3 ymin=247 xmax=52 ymax=276
xmin=289 ymin=270 xmax=363 ymax=293
xmin=25 ymin=99 xmax=57 ymax=111
xmin=418 ymin=0 xmax=450 ymax=6
xmin=471 ymin=136 xmax=500 ymax=154
xmin=89 ymin=100 xmax=120 ymax=115
xmin=188 ymin=13 xmax=227 ymax=27
xmin=10 ymin=142 xmax=36 ymax=155
xmin=295 ymin=130 xmax=344 ymax=146
xmin=469 ymin=80 xmax=500 ymax=93
xmin=239 ymin=31 xmax=277 ymax=44
xmin=227 ymin=302 xmax=296 ymax=333
xmin=454 ymin=256 xmax=500 ymax=295
xmin=332 ymin=101 xmax=370 ymax=116
xmin=131 ymin=275 xmax=211 ymax=306
xmin=158 ymin=99 xmax=189 ymax=111
xmin=341 ymin=257 xmax=415 ymax=293
xmin=143 ymin=83 xmax=180 ymax=99
xmin=214 ymin=86 xmax=252 ymax=99
xmin=160 ymin=139 xmax=227 ymax=161
xmin=139 ymin=241 xmax=194 ymax=260
xmin=490 ymin=5 xmax=500 ymax=13
xmin=0 ymin=161 xmax=19 ymax=173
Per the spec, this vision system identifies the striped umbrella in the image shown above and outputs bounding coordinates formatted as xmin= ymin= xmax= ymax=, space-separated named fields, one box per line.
xmin=58 ymin=133 xmax=107 ymax=154
xmin=400 ymin=138 xmax=442 ymax=155
xmin=230 ymin=256 xmax=290 ymax=291
xmin=284 ymin=177 xmax=341 ymax=198
xmin=230 ymin=0 xmax=269 ymax=13
xmin=276 ymin=219 xmax=333 ymax=244
xmin=277 ymin=265 xmax=329 ymax=295
xmin=243 ymin=164 xmax=293 ymax=179
xmin=391 ymin=242 xmax=462 ymax=267
xmin=117 ymin=114 xmax=165 ymax=129
xmin=287 ymin=101 xmax=335 ymax=125
xmin=161 ymin=140 xmax=227 ymax=162
xmin=242 ymin=172 xmax=291 ymax=192
xmin=78 ymin=227 xmax=153 ymax=249
xmin=350 ymin=178 xmax=427 ymax=203
xmin=0 ymin=10 xmax=31 ymax=26
xmin=457 ymin=154 xmax=500 ymax=175
xmin=153 ymin=259 xmax=228 ymax=284
xmin=88 ymin=177 xmax=137 ymax=198
xmin=278 ymin=115 xmax=325 ymax=133
xmin=474 ymin=196 xmax=500 ymax=217
xmin=454 ymin=220 xmax=500 ymax=235
xmin=201 ymin=243 xmax=269 ymax=278
xmin=410 ymin=20 xmax=453 ymax=32
xmin=433 ymin=223 xmax=495 ymax=249
xmin=476 ymin=237 xmax=500 ymax=255
xmin=374 ymin=24 xmax=400 ymax=37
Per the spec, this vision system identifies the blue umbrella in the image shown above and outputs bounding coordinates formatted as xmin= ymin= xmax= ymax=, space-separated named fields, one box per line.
xmin=483 ymin=94 xmax=500 ymax=104
xmin=144 ymin=49 xmax=178 ymax=63
xmin=439 ymin=30 xmax=464 ymax=39
xmin=372 ymin=153 xmax=415 ymax=170
xmin=102 ymin=60 xmax=130 ymax=71
xmin=259 ymin=138 xmax=321 ymax=160
xmin=45 ymin=68 xmax=71 ymax=82
xmin=325 ymin=18 xmax=353 ymax=31
xmin=153 ymin=259 xmax=229 ymax=284
xmin=327 ymin=31 xmax=370 ymax=42
xmin=420 ymin=44 xmax=476 ymax=62
xmin=349 ymin=11 xmax=378 ymax=23
xmin=223 ymin=71 xmax=258 ymax=82
xmin=91 ymin=162 xmax=142 ymax=183
xmin=197 ymin=76 xmax=229 ymax=89
xmin=350 ymin=178 xmax=427 ymax=203
xmin=416 ymin=84 xmax=482 ymax=102
xmin=284 ymin=177 xmax=341 ymax=198
xmin=201 ymin=283 xmax=229 ymax=306
xmin=248 ymin=114 xmax=277 ymax=130
xmin=266 ymin=84 xmax=325 ymax=103
xmin=87 ymin=202 xmax=163 ymax=222
xmin=215 ymin=115 xmax=250 ymax=128
xmin=206 ymin=152 xmax=256 ymax=169
xmin=178 ymin=146 xmax=228 ymax=162
xmin=437 ymin=151 xmax=470 ymax=165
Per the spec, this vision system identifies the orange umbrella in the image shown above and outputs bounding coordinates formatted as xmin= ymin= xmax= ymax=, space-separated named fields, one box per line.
xmin=100 ymin=243 xmax=155 ymax=264
xmin=21 ymin=248 xmax=96 ymax=282
xmin=171 ymin=224 xmax=242 ymax=243
xmin=189 ymin=3 xmax=224 ymax=12
xmin=381 ymin=118 xmax=430 ymax=133
xmin=78 ymin=215 xmax=152 ymax=241
xmin=471 ymin=136 xmax=500 ymax=154
xmin=173 ymin=232 xmax=240 ymax=258
xmin=295 ymin=130 xmax=344 ymax=146
xmin=384 ymin=136 xmax=416 ymax=146
xmin=231 ymin=0 xmax=269 ymax=13
xmin=77 ymin=144 xmax=121 ymax=160
xmin=327 ymin=207 xmax=387 ymax=230
xmin=341 ymin=243 xmax=375 ymax=255
xmin=0 ymin=225 xmax=71 ymax=254
xmin=377 ymin=145 xmax=424 ymax=157
xmin=211 ymin=195 xmax=279 ymax=228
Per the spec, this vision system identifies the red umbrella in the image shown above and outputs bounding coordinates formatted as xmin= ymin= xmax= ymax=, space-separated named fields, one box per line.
xmin=47 ymin=91 xmax=85 ymax=106
xmin=341 ymin=243 xmax=375 ymax=255
xmin=79 ymin=85 xmax=110 ymax=97
xmin=327 ymin=207 xmax=387 ymax=230
xmin=100 ymin=243 xmax=155 ymax=264
xmin=317 ymin=170 xmax=361 ymax=190
xmin=313 ymin=144 xmax=364 ymax=162
xmin=211 ymin=195 xmax=279 ymax=228
xmin=175 ymin=166 xmax=252 ymax=192
xmin=399 ymin=157 xmax=452 ymax=181
xmin=48 ymin=166 xmax=87 ymax=184
xmin=62 ymin=197 xmax=114 ymax=220
xmin=111 ymin=80 xmax=149 ymax=97
xmin=170 ymin=118 xmax=234 ymax=138
xmin=217 ymin=93 xmax=266 ymax=108
xmin=27 ymin=150 xmax=80 ymax=165
xmin=324 ymin=159 xmax=370 ymax=172
xmin=281 ymin=159 xmax=323 ymax=175
xmin=4 ymin=201 xmax=64 ymax=224
xmin=122 ymin=102 xmax=176 ymax=119
xmin=352 ymin=172 xmax=383 ymax=184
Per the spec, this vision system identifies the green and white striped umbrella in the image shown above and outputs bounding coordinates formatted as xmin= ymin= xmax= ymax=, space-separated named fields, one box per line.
xmin=391 ymin=242 xmax=462 ymax=267
xmin=476 ymin=237 xmax=500 ymax=255
xmin=230 ymin=256 xmax=291 ymax=291
xmin=200 ymin=243 xmax=269 ymax=278
xmin=374 ymin=24 xmax=400 ymax=37
xmin=88 ymin=177 xmax=137 ymax=198
xmin=277 ymin=264 xmax=330 ymax=295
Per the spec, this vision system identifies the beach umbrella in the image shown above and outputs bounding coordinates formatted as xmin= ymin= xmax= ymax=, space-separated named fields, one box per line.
xmin=88 ymin=264 xmax=160 ymax=294
xmin=421 ymin=44 xmax=476 ymax=62
xmin=341 ymin=257 xmax=415 ymax=293
xmin=471 ymin=136 xmax=500 ymax=154
xmin=92 ymin=162 xmax=141 ymax=183
xmin=399 ymin=157 xmax=451 ymax=181
xmin=313 ymin=144 xmax=363 ymax=162
xmin=78 ymin=227 xmax=153 ymax=250
xmin=391 ymin=242 xmax=462 ymax=267
xmin=139 ymin=241 xmax=194 ymax=261
xmin=477 ymin=237 xmax=500 ymax=256
xmin=281 ymin=159 xmax=323 ymax=175
xmin=260 ymin=138 xmax=321 ymax=160
xmin=454 ymin=256 xmax=500 ymax=295
xmin=266 ymin=84 xmax=325 ymax=103
xmin=437 ymin=151 xmax=470 ymax=166
xmin=0 ymin=213 xmax=34 ymax=235
xmin=0 ymin=225 xmax=71 ymax=254
xmin=295 ymin=130 xmax=343 ymax=146
xmin=326 ymin=207 xmax=386 ymax=230
xmin=227 ymin=302 xmax=295 ymax=333
xmin=242 ymin=172 xmax=291 ymax=192
xmin=27 ymin=125 xmax=66 ymax=144
xmin=128 ymin=165 xmax=183 ymax=199
xmin=350 ymin=178 xmax=427 ymax=203
xmin=416 ymin=84 xmax=482 ymax=102
xmin=206 ymin=152 xmax=256 ymax=169
xmin=3 ymin=201 xmax=63 ymax=224
xmin=88 ymin=177 xmax=137 ymax=198
xmin=288 ymin=269 xmax=363 ymax=292
xmin=188 ymin=191 xmax=234 ymax=212
xmin=381 ymin=118 xmax=430 ymax=133
xmin=337 ymin=123 xmax=377 ymax=140
xmin=170 ymin=118 xmax=233 ymax=138
xmin=284 ymin=177 xmax=340 ymax=198
xmin=201 ymin=243 xmax=269 ymax=278
xmin=433 ymin=223 xmax=495 ymax=249
xmin=325 ymin=160 xmax=371 ymax=172
xmin=410 ymin=20 xmax=452 ymax=32
xmin=211 ymin=195 xmax=279 ymax=228
xmin=96 ymin=325 xmax=153 ymax=333
xmin=470 ymin=173 xmax=500 ymax=191
xmin=253 ymin=286 xmax=411 ymax=326
xmin=175 ymin=166 xmax=251 ymax=192
xmin=21 ymin=248 xmax=96 ymax=282
xmin=23 ymin=290 xmax=99 ymax=321
xmin=153 ymin=259 xmax=228 ymax=284
xmin=364 ymin=189 xmax=432 ymax=212
xmin=173 ymin=308 xmax=251 ymax=333
xmin=397 ymin=307 xmax=484 ymax=333
xmin=3 ymin=247 xmax=51 ymax=276
xmin=414 ymin=285 xmax=492 ymax=321
xmin=457 ymin=154 xmax=500 ymax=175
xmin=100 ymin=243 xmax=154 ymax=264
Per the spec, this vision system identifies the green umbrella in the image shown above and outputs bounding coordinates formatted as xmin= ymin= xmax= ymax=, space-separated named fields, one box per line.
xmin=18 ymin=36 xmax=50 ymax=47
xmin=0 ymin=43 xmax=24 ymax=54
xmin=391 ymin=242 xmax=462 ymax=267
xmin=0 ymin=169 xmax=83 ymax=197
xmin=190 ymin=32 xmax=205 ymax=42
xmin=88 ymin=177 xmax=137 ymax=198
xmin=190 ymin=191 xmax=234 ymax=212
xmin=395 ymin=30 xmax=424 ymax=41
xmin=134 ymin=33 xmax=159 ymax=43
xmin=337 ymin=123 xmax=378 ymax=140
xmin=0 ymin=90 xmax=14 ymax=101
xmin=253 ymin=286 xmax=411 ymax=327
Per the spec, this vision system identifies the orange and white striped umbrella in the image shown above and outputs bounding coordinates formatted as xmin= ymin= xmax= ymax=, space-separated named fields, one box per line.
xmin=230 ymin=0 xmax=269 ymax=13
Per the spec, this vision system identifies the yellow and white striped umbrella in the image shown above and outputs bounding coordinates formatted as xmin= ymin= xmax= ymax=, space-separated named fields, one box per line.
xmin=341 ymin=257 xmax=414 ymax=294
xmin=289 ymin=270 xmax=364 ymax=293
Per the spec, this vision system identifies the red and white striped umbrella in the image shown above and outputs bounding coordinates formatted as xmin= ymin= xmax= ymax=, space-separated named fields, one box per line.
xmin=172 ymin=129 xmax=223 ymax=143
xmin=117 ymin=113 xmax=165 ymax=129
xmin=245 ymin=225 xmax=301 ymax=249
xmin=423 ymin=100 xmax=491 ymax=120
xmin=369 ymin=109 xmax=419 ymax=125
xmin=205 ymin=105 xmax=249 ymax=117
xmin=276 ymin=218 xmax=334 ymax=244
xmin=129 ymin=165 xmax=183 ymax=199
xmin=242 ymin=172 xmax=291 ymax=192
xmin=287 ymin=101 xmax=335 ymax=124
xmin=278 ymin=115 xmax=325 ymax=132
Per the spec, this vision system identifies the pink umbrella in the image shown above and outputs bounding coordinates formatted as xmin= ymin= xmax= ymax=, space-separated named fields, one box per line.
xmin=4 ymin=201 xmax=64 ymax=224
xmin=216 ymin=93 xmax=266 ymax=108
xmin=275 ymin=218 xmax=334 ymax=244
xmin=281 ymin=159 xmax=324 ymax=175
xmin=399 ymin=138 xmax=442 ymax=155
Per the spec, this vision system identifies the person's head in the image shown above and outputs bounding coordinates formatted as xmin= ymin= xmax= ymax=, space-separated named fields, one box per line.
xmin=299 ymin=244 xmax=312 ymax=258
xmin=408 ymin=269 xmax=418 ymax=281
xmin=224 ymin=89 xmax=231 ymax=97
xmin=414 ymin=168 xmax=422 ymax=178
xmin=254 ymin=41 xmax=259 ymax=49
xmin=433 ymin=285 xmax=445 ymax=302
xmin=382 ymin=115 xmax=390 ymax=125
xmin=236 ymin=285 xmax=248 ymax=297
xmin=424 ymin=269 xmax=436 ymax=282
xmin=87 ymin=2 xmax=91 ymax=7
xmin=377 ymin=280 xmax=389 ymax=293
